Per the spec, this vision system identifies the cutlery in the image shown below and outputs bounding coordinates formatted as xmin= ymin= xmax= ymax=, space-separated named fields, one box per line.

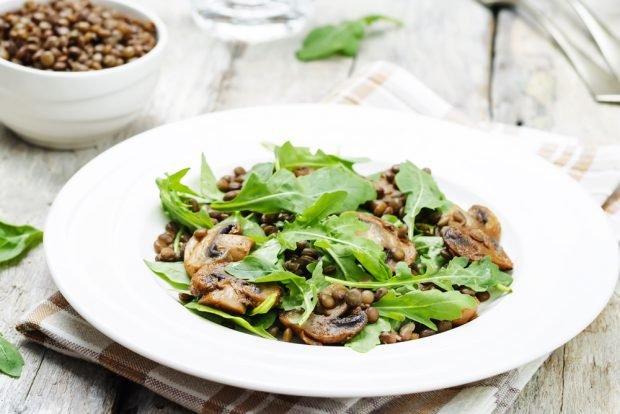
xmin=566 ymin=0 xmax=620 ymax=82
xmin=478 ymin=0 xmax=620 ymax=103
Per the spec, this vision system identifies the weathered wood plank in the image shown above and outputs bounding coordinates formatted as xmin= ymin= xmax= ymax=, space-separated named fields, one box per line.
xmin=353 ymin=0 xmax=495 ymax=121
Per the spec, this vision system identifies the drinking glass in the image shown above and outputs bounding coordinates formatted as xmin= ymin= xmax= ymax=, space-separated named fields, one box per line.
xmin=191 ymin=0 xmax=314 ymax=42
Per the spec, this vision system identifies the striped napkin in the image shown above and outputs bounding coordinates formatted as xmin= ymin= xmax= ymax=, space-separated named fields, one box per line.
xmin=17 ymin=61 xmax=620 ymax=414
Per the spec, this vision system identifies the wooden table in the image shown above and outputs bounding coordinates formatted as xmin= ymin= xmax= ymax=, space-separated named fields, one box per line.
xmin=1 ymin=0 xmax=619 ymax=412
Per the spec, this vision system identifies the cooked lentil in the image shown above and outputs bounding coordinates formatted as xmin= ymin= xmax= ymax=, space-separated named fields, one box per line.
xmin=0 ymin=0 xmax=157 ymax=71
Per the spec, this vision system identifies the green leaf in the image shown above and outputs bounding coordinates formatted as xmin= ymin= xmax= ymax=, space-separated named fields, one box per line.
xmin=381 ymin=214 xmax=404 ymax=227
xmin=295 ymin=191 xmax=347 ymax=226
xmin=427 ymin=256 xmax=513 ymax=293
xmin=210 ymin=168 xmax=314 ymax=214
xmin=0 ymin=334 xmax=24 ymax=378
xmin=298 ymin=166 xmax=376 ymax=211
xmin=226 ymin=239 xmax=281 ymax=280
xmin=414 ymin=236 xmax=446 ymax=276
xmin=345 ymin=318 xmax=391 ymax=353
xmin=185 ymin=302 xmax=275 ymax=340
xmin=395 ymin=161 xmax=449 ymax=239
xmin=219 ymin=213 xmax=266 ymax=239
xmin=144 ymin=260 xmax=190 ymax=291
xmin=157 ymin=169 xmax=214 ymax=231
xmin=274 ymin=141 xmax=359 ymax=171
xmin=322 ymin=245 xmax=368 ymax=282
xmin=374 ymin=290 xmax=477 ymax=330
xmin=251 ymin=310 xmax=277 ymax=329
xmin=249 ymin=291 xmax=279 ymax=315
xmin=0 ymin=220 xmax=43 ymax=265
xmin=200 ymin=154 xmax=223 ymax=201
xmin=296 ymin=15 xmax=402 ymax=61
xmin=248 ymin=162 xmax=275 ymax=181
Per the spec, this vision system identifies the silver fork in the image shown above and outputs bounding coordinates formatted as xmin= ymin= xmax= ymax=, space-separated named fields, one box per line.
xmin=478 ymin=0 xmax=620 ymax=103
xmin=566 ymin=0 xmax=620 ymax=82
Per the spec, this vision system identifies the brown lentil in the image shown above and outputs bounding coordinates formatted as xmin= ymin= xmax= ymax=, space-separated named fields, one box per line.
xmin=331 ymin=285 xmax=348 ymax=301
xmin=437 ymin=320 xmax=453 ymax=332
xmin=419 ymin=329 xmax=437 ymax=338
xmin=366 ymin=307 xmax=379 ymax=323
xmin=159 ymin=247 xmax=176 ymax=261
xmin=344 ymin=289 xmax=362 ymax=307
xmin=379 ymin=331 xmax=399 ymax=344
xmin=267 ymin=325 xmax=279 ymax=337
xmin=323 ymin=265 xmax=337 ymax=275
xmin=476 ymin=291 xmax=491 ymax=302
xmin=361 ymin=290 xmax=375 ymax=305
xmin=282 ymin=327 xmax=293 ymax=342
xmin=319 ymin=292 xmax=336 ymax=309
xmin=193 ymin=228 xmax=208 ymax=240
xmin=391 ymin=247 xmax=405 ymax=261
xmin=178 ymin=293 xmax=194 ymax=303
xmin=0 ymin=0 xmax=157 ymax=71
xmin=223 ymin=190 xmax=240 ymax=201
xmin=399 ymin=322 xmax=416 ymax=341
xmin=158 ymin=233 xmax=173 ymax=244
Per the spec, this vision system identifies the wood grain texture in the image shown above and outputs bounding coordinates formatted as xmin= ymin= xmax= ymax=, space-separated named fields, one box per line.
xmin=0 ymin=0 xmax=618 ymax=412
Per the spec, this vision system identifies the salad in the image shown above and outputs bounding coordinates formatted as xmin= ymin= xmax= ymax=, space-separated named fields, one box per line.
xmin=145 ymin=142 xmax=514 ymax=352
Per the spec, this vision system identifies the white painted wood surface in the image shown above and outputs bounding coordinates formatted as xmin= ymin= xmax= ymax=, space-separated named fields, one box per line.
xmin=0 ymin=0 xmax=618 ymax=412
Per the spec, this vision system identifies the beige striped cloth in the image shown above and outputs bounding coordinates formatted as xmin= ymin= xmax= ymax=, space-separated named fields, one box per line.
xmin=17 ymin=61 xmax=620 ymax=414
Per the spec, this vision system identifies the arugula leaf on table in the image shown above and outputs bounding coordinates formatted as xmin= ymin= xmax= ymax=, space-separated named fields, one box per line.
xmin=0 ymin=334 xmax=24 ymax=378
xmin=226 ymin=239 xmax=282 ymax=280
xmin=296 ymin=15 xmax=403 ymax=61
xmin=200 ymin=154 xmax=224 ymax=201
xmin=395 ymin=161 xmax=450 ymax=239
xmin=144 ymin=260 xmax=190 ymax=291
xmin=374 ymin=290 xmax=477 ymax=330
xmin=0 ymin=220 xmax=43 ymax=265
xmin=185 ymin=302 xmax=275 ymax=340
xmin=345 ymin=318 xmax=391 ymax=353
xmin=157 ymin=168 xmax=214 ymax=231
xmin=274 ymin=141 xmax=359 ymax=171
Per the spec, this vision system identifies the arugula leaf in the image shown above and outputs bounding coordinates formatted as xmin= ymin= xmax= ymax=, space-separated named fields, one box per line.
xmin=0 ymin=334 xmax=24 ymax=378
xmin=185 ymin=302 xmax=275 ymax=340
xmin=200 ymin=154 xmax=223 ymax=201
xmin=395 ymin=161 xmax=449 ymax=239
xmin=0 ymin=220 xmax=43 ymax=265
xmin=278 ymin=212 xmax=391 ymax=281
xmin=226 ymin=239 xmax=281 ymax=280
xmin=157 ymin=169 xmax=214 ymax=230
xmin=374 ymin=290 xmax=477 ymax=330
xmin=298 ymin=166 xmax=376 ymax=211
xmin=345 ymin=318 xmax=391 ymax=353
xmin=381 ymin=214 xmax=404 ymax=227
xmin=211 ymin=163 xmax=375 ymax=216
xmin=296 ymin=15 xmax=402 ymax=61
xmin=249 ymin=291 xmax=279 ymax=316
xmin=219 ymin=213 xmax=266 ymax=239
xmin=249 ymin=162 xmax=275 ymax=181
xmin=322 ymin=213 xmax=391 ymax=280
xmin=251 ymin=310 xmax=277 ymax=329
xmin=414 ymin=236 xmax=446 ymax=275
xmin=295 ymin=191 xmax=347 ymax=226
xmin=322 ymin=244 xmax=368 ymax=282
xmin=428 ymin=257 xmax=513 ymax=293
xmin=274 ymin=141 xmax=358 ymax=171
xmin=144 ymin=260 xmax=190 ymax=291
xmin=210 ymin=168 xmax=313 ymax=214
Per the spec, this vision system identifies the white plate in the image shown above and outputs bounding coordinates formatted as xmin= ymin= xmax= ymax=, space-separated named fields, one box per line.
xmin=45 ymin=105 xmax=618 ymax=397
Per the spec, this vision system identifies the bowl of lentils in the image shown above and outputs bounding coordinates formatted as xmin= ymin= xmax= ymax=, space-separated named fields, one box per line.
xmin=0 ymin=0 xmax=167 ymax=149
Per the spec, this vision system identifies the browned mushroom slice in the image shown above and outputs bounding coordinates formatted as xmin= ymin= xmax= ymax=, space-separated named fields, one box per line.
xmin=444 ymin=205 xmax=501 ymax=240
xmin=191 ymin=264 xmax=282 ymax=315
xmin=184 ymin=222 xmax=254 ymax=276
xmin=354 ymin=212 xmax=416 ymax=270
xmin=279 ymin=307 xmax=368 ymax=344
xmin=441 ymin=226 xmax=513 ymax=270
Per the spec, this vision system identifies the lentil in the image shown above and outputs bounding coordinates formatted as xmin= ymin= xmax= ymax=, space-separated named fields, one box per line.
xmin=379 ymin=331 xmax=399 ymax=344
xmin=361 ymin=290 xmax=375 ymax=305
xmin=331 ymin=285 xmax=348 ymax=301
xmin=366 ymin=307 xmax=379 ymax=323
xmin=476 ymin=291 xmax=490 ymax=302
xmin=344 ymin=289 xmax=362 ymax=307
xmin=319 ymin=292 xmax=336 ymax=309
xmin=0 ymin=0 xmax=157 ymax=71
xmin=374 ymin=287 xmax=388 ymax=301
xmin=419 ymin=329 xmax=437 ymax=338
xmin=282 ymin=327 xmax=293 ymax=342
xmin=437 ymin=320 xmax=453 ymax=332
xmin=399 ymin=322 xmax=416 ymax=341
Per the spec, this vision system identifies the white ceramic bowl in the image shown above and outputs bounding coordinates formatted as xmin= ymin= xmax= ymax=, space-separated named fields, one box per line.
xmin=0 ymin=0 xmax=167 ymax=149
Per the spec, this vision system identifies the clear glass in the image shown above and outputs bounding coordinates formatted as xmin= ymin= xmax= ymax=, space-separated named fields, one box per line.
xmin=191 ymin=0 xmax=314 ymax=42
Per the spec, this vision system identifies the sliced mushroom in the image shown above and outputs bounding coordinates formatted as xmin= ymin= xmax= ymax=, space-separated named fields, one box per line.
xmin=440 ymin=205 xmax=513 ymax=270
xmin=354 ymin=212 xmax=416 ymax=270
xmin=191 ymin=264 xmax=282 ymax=315
xmin=184 ymin=222 xmax=254 ymax=276
xmin=279 ymin=307 xmax=368 ymax=344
